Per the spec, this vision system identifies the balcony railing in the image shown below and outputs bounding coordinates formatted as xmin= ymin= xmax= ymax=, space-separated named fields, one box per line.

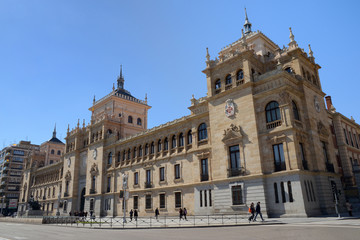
xmin=326 ymin=162 xmax=335 ymax=173
xmin=200 ymin=174 xmax=209 ymax=181
xmin=227 ymin=167 xmax=245 ymax=177
xmin=266 ymin=120 xmax=282 ymax=129
xmin=145 ymin=182 xmax=153 ymax=188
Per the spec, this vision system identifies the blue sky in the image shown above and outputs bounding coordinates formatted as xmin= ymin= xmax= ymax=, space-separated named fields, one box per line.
xmin=0 ymin=0 xmax=359 ymax=147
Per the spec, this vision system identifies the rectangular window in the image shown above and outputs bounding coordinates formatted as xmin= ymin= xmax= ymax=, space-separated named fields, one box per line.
xmin=322 ymin=141 xmax=329 ymax=163
xmin=204 ymin=190 xmax=207 ymax=207
xmin=107 ymin=176 xmax=111 ymax=192
xmin=299 ymin=143 xmax=308 ymax=170
xmin=229 ymin=145 xmax=240 ymax=169
xmin=273 ymin=143 xmax=286 ymax=171
xmin=280 ymin=182 xmax=286 ymax=203
xmin=89 ymin=199 xmax=94 ymax=211
xmin=175 ymin=192 xmax=181 ymax=208
xmin=105 ymin=198 xmax=111 ymax=210
xmin=344 ymin=129 xmax=349 ymax=144
xmin=174 ymin=164 xmax=181 ymax=179
xmin=146 ymin=170 xmax=151 ymax=183
xmin=134 ymin=172 xmax=139 ymax=185
xmin=133 ymin=196 xmax=138 ymax=210
xmin=159 ymin=193 xmax=166 ymax=209
xmin=160 ymin=167 xmax=165 ymax=182
xmin=287 ymin=181 xmax=293 ymax=202
xmin=304 ymin=181 xmax=310 ymax=202
xmin=310 ymin=181 xmax=316 ymax=201
xmin=231 ymin=185 xmax=243 ymax=205
xmin=63 ymin=200 xmax=67 ymax=212
xmin=200 ymin=190 xmax=202 ymax=207
xmin=201 ymin=159 xmax=209 ymax=181
xmin=209 ymin=189 xmax=212 ymax=206
xmin=274 ymin=183 xmax=279 ymax=203
xmin=354 ymin=133 xmax=359 ymax=149
xmin=145 ymin=194 xmax=152 ymax=209
xmin=349 ymin=131 xmax=354 ymax=147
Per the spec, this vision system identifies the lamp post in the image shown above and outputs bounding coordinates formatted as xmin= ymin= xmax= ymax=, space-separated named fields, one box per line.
xmin=122 ymin=173 xmax=128 ymax=223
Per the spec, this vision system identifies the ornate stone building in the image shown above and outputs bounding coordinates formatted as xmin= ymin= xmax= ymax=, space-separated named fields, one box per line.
xmin=21 ymin=12 xmax=358 ymax=218
xmin=17 ymin=127 xmax=65 ymax=216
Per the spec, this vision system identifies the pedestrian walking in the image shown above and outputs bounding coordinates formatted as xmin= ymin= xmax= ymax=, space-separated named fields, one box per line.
xmin=179 ymin=208 xmax=183 ymax=220
xmin=130 ymin=209 xmax=133 ymax=221
xmin=248 ymin=202 xmax=255 ymax=223
xmin=253 ymin=202 xmax=264 ymax=221
xmin=346 ymin=201 xmax=353 ymax=217
xmin=134 ymin=209 xmax=138 ymax=221
xmin=155 ymin=208 xmax=159 ymax=220
xmin=183 ymin=207 xmax=187 ymax=220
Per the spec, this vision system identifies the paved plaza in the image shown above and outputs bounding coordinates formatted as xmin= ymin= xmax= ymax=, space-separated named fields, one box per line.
xmin=0 ymin=217 xmax=359 ymax=240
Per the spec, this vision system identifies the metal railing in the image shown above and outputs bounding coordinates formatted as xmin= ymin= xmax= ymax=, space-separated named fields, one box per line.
xmin=42 ymin=214 xmax=249 ymax=228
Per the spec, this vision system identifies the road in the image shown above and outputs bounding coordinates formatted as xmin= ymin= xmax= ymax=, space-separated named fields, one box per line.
xmin=0 ymin=219 xmax=359 ymax=240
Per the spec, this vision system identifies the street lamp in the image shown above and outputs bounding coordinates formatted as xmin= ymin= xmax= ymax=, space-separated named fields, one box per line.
xmin=122 ymin=173 xmax=128 ymax=223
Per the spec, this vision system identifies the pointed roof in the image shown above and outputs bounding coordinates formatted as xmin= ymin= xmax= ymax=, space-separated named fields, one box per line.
xmin=48 ymin=124 xmax=64 ymax=144
xmin=244 ymin=8 xmax=252 ymax=34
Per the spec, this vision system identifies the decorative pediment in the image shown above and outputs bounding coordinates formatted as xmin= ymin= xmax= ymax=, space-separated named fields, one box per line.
xmin=268 ymin=134 xmax=287 ymax=144
xmin=64 ymin=170 xmax=72 ymax=181
xmin=317 ymin=121 xmax=329 ymax=137
xmin=222 ymin=124 xmax=243 ymax=145
xmin=196 ymin=151 xmax=211 ymax=159
xmin=90 ymin=163 xmax=99 ymax=176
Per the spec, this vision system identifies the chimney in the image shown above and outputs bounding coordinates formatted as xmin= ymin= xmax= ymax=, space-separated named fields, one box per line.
xmin=325 ymin=96 xmax=332 ymax=110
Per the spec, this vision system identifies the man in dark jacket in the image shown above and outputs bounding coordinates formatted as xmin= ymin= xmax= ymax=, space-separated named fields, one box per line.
xmin=253 ymin=202 xmax=264 ymax=221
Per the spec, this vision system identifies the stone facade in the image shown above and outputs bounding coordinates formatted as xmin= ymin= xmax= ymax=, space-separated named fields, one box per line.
xmin=20 ymin=13 xmax=359 ymax=218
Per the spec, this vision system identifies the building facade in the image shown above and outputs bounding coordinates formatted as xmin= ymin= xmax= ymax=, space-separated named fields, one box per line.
xmin=17 ymin=128 xmax=65 ymax=216
xmin=0 ymin=141 xmax=40 ymax=215
xmin=20 ymin=13 xmax=358 ymax=218
xmin=326 ymin=96 xmax=360 ymax=200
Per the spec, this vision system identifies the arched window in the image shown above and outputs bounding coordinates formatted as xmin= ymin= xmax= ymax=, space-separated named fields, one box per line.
xmin=265 ymin=101 xmax=281 ymax=123
xmin=107 ymin=129 xmax=112 ymax=135
xmin=198 ymin=123 xmax=208 ymax=141
xmin=312 ymin=75 xmax=317 ymax=85
xmin=172 ymin=135 xmax=176 ymax=149
xmin=138 ymin=145 xmax=142 ymax=157
xmin=51 ymin=149 xmax=55 ymax=154
xmin=108 ymin=152 xmax=112 ymax=165
xmin=150 ymin=142 xmax=155 ymax=154
xmin=145 ymin=144 xmax=149 ymax=155
xmin=91 ymin=176 xmax=96 ymax=192
xmin=236 ymin=70 xmax=244 ymax=80
xmin=187 ymin=130 xmax=193 ymax=144
xmin=128 ymin=116 xmax=133 ymax=123
xmin=225 ymin=74 xmax=232 ymax=85
xmin=274 ymin=183 xmax=279 ymax=203
xmin=215 ymin=79 xmax=221 ymax=89
xmin=137 ymin=118 xmax=142 ymax=126
xmin=164 ymin=138 xmax=168 ymax=151
xmin=57 ymin=150 xmax=61 ymax=155
xmin=285 ymin=67 xmax=294 ymax=74
xmin=306 ymin=71 xmax=311 ymax=81
xmin=158 ymin=139 xmax=162 ymax=152
xmin=292 ymin=101 xmax=300 ymax=121
xmin=179 ymin=133 xmax=184 ymax=147
xmin=288 ymin=181 xmax=294 ymax=202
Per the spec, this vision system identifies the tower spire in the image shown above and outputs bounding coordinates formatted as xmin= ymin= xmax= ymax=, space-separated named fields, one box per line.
xmin=53 ymin=123 xmax=57 ymax=138
xmin=244 ymin=8 xmax=252 ymax=35
xmin=117 ymin=65 xmax=125 ymax=89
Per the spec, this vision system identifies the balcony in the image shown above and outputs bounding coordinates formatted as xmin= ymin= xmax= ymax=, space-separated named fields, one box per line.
xmin=145 ymin=181 xmax=153 ymax=188
xmin=227 ymin=167 xmax=245 ymax=177
xmin=200 ymin=174 xmax=209 ymax=181
xmin=326 ymin=162 xmax=335 ymax=173
xmin=266 ymin=120 xmax=282 ymax=129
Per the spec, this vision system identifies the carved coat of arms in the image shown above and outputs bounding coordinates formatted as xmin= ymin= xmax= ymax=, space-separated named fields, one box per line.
xmin=225 ymin=99 xmax=235 ymax=117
